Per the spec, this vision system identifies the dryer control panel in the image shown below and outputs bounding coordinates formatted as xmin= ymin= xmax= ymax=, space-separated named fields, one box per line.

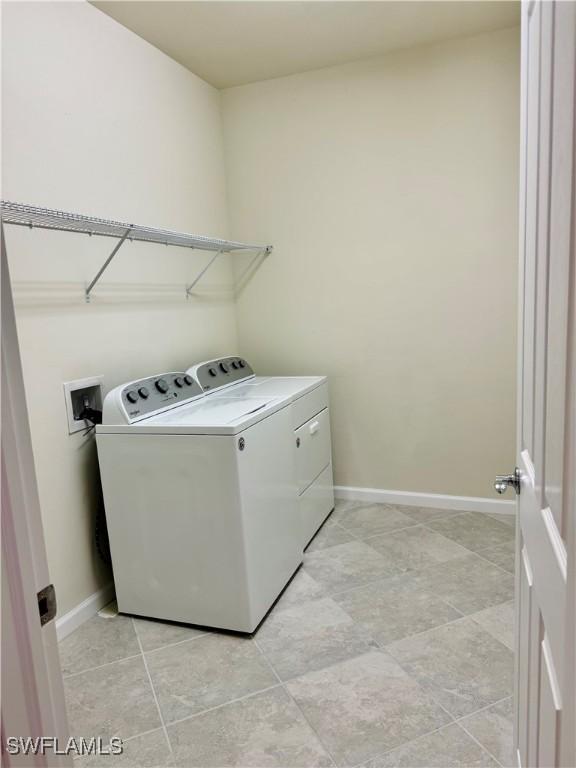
xmin=188 ymin=357 xmax=255 ymax=393
xmin=117 ymin=372 xmax=203 ymax=422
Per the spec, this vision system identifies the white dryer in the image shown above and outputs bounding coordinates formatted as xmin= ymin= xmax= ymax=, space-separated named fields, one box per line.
xmin=186 ymin=356 xmax=335 ymax=547
xmin=96 ymin=370 xmax=302 ymax=633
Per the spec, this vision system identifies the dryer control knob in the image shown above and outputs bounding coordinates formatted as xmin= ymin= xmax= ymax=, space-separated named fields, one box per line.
xmin=155 ymin=378 xmax=169 ymax=394
xmin=238 ymin=359 xmax=246 ymax=368
xmin=126 ymin=390 xmax=139 ymax=404
xmin=231 ymin=361 xmax=239 ymax=369
xmin=219 ymin=362 xmax=229 ymax=373
xmin=138 ymin=387 xmax=149 ymax=399
xmin=174 ymin=377 xmax=184 ymax=388
xmin=208 ymin=367 xmax=218 ymax=377
xmin=184 ymin=375 xmax=194 ymax=386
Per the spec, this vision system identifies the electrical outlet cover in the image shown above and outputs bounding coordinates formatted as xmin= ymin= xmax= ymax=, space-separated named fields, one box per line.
xmin=63 ymin=376 xmax=104 ymax=434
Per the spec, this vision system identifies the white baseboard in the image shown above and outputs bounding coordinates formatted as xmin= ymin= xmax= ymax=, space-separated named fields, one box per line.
xmin=334 ymin=486 xmax=516 ymax=516
xmin=56 ymin=582 xmax=115 ymax=641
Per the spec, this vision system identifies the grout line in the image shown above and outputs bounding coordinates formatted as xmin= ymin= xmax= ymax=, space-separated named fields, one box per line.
xmin=163 ymin=682 xmax=284 ymax=728
xmin=140 ymin=630 xmax=209 ymax=657
xmin=251 ymin=636 xmax=283 ymax=685
xmin=440 ymin=596 xmax=467 ymax=617
xmin=323 ymin=575 xmax=402 ymax=600
xmin=357 ymin=522 xmax=422 ymax=541
xmin=456 ymin=694 xmax=513 ymax=723
xmin=346 ymin=706 xmax=459 ymax=768
xmin=63 ymin=627 xmax=210 ymax=680
xmin=476 ymin=540 xmax=516 ymax=554
xmin=332 ymin=520 xmax=360 ymax=539
xmin=474 ymin=549 xmax=516 ymax=577
xmin=282 ymin=685 xmax=339 ymax=768
xmin=132 ymin=618 xmax=174 ymax=759
xmin=380 ymin=614 xmax=470 ymax=652
xmin=356 ymin=694 xmax=513 ymax=768
xmin=62 ymin=652 xmax=143 ymax=680
xmin=252 ymin=635 xmax=349 ymax=767
xmin=119 ymin=724 xmax=168 ymax=747
xmin=419 ymin=523 xmax=481 ymax=552
xmin=318 ymin=558 xmax=460 ymax=601
xmin=458 ymin=721 xmax=505 ymax=767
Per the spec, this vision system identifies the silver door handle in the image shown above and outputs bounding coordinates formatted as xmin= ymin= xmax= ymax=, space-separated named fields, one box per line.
xmin=494 ymin=468 xmax=521 ymax=495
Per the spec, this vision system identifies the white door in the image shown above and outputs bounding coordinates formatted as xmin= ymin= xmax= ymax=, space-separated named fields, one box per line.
xmin=506 ymin=1 xmax=576 ymax=766
xmin=1 ymin=229 xmax=72 ymax=765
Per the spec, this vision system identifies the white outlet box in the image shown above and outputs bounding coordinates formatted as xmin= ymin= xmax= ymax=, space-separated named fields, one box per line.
xmin=64 ymin=376 xmax=104 ymax=434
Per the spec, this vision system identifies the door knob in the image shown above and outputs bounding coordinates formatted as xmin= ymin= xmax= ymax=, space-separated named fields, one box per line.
xmin=494 ymin=468 xmax=521 ymax=495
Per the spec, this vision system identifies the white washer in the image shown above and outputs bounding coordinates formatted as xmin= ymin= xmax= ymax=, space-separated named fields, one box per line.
xmin=96 ymin=370 xmax=303 ymax=633
xmin=186 ymin=356 xmax=335 ymax=546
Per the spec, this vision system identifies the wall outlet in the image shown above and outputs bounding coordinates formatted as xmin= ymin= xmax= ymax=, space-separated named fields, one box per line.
xmin=63 ymin=376 xmax=104 ymax=434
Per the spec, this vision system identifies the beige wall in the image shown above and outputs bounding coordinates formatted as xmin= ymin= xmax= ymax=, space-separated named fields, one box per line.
xmin=2 ymin=2 xmax=236 ymax=614
xmin=222 ymin=26 xmax=520 ymax=499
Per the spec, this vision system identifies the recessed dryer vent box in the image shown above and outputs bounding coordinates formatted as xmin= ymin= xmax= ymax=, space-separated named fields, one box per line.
xmin=64 ymin=376 xmax=104 ymax=434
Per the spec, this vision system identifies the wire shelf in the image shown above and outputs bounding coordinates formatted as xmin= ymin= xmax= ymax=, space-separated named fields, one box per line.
xmin=0 ymin=201 xmax=270 ymax=252
xmin=0 ymin=201 xmax=273 ymax=301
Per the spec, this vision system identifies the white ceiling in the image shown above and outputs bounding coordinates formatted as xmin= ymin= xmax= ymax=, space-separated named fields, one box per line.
xmin=92 ymin=1 xmax=520 ymax=90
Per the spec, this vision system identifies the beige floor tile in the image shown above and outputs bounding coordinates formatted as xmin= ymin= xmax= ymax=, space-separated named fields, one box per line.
xmin=460 ymin=698 xmax=515 ymax=767
xmin=65 ymin=656 xmax=161 ymax=742
xmin=403 ymin=553 xmax=514 ymax=614
xmin=478 ymin=540 xmax=516 ymax=574
xmin=256 ymin=596 xmax=376 ymax=680
xmin=386 ymin=618 xmax=514 ymax=718
xmin=287 ymin=651 xmax=450 ymax=767
xmin=59 ymin=615 xmax=140 ymax=676
xmin=168 ymin=687 xmax=332 ymax=767
xmin=331 ymin=505 xmax=417 ymax=538
xmin=395 ymin=507 xmax=466 ymax=524
xmin=487 ymin=513 xmax=516 ymax=529
xmin=145 ymin=632 xmax=277 ymax=723
xmin=333 ymin=574 xmax=461 ymax=645
xmin=273 ymin=568 xmax=327 ymax=613
xmin=306 ymin=521 xmax=355 ymax=553
xmin=366 ymin=525 xmax=471 ymax=572
xmin=133 ymin=617 xmax=205 ymax=652
xmin=426 ymin=513 xmax=515 ymax=553
xmin=470 ymin=601 xmax=515 ymax=650
xmin=78 ymin=729 xmax=173 ymax=767
xmin=304 ymin=541 xmax=398 ymax=593
xmin=367 ymin=723 xmax=498 ymax=767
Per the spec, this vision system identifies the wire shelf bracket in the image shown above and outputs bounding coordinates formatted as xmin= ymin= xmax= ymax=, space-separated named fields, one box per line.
xmin=85 ymin=226 xmax=132 ymax=302
xmin=0 ymin=201 xmax=273 ymax=302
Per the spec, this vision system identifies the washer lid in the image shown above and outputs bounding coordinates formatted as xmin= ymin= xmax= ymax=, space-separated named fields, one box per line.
xmin=97 ymin=394 xmax=286 ymax=435
xmin=211 ymin=376 xmax=327 ymax=402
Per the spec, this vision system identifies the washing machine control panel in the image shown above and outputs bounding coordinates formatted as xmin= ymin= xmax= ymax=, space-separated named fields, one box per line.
xmin=121 ymin=372 xmax=202 ymax=421
xmin=192 ymin=357 xmax=254 ymax=392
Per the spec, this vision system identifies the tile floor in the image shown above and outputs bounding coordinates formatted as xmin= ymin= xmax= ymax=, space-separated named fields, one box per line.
xmin=61 ymin=502 xmax=516 ymax=768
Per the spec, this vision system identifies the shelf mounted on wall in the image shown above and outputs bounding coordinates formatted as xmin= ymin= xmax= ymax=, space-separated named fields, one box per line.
xmin=0 ymin=201 xmax=273 ymax=302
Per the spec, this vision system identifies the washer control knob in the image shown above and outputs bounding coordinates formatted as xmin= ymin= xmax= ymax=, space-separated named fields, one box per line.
xmin=219 ymin=362 xmax=229 ymax=373
xmin=174 ymin=377 xmax=184 ymax=388
xmin=138 ymin=386 xmax=149 ymax=399
xmin=208 ymin=367 xmax=218 ymax=377
xmin=155 ymin=378 xmax=169 ymax=394
xmin=231 ymin=360 xmax=239 ymax=369
xmin=238 ymin=359 xmax=246 ymax=368
xmin=184 ymin=375 xmax=194 ymax=386
xmin=126 ymin=390 xmax=139 ymax=404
